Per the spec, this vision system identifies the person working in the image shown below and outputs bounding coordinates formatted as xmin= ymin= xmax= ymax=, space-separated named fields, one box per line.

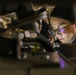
xmin=50 ymin=4 xmax=76 ymax=43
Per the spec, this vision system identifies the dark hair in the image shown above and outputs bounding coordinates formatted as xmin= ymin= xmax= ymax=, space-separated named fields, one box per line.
xmin=50 ymin=4 xmax=76 ymax=23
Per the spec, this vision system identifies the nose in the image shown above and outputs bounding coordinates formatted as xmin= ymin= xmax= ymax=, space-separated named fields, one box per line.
xmin=55 ymin=32 xmax=63 ymax=37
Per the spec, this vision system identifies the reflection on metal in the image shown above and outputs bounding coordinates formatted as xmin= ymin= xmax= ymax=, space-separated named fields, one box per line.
xmin=0 ymin=12 xmax=17 ymax=29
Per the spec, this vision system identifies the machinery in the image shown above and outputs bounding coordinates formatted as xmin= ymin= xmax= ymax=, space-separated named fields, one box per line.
xmin=0 ymin=2 xmax=75 ymax=75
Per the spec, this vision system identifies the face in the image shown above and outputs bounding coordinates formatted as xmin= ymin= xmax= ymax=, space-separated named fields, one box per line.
xmin=50 ymin=17 xmax=75 ymax=43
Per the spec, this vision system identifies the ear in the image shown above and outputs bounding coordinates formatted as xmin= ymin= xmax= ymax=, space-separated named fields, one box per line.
xmin=72 ymin=19 xmax=76 ymax=28
xmin=74 ymin=19 xmax=76 ymax=27
xmin=73 ymin=19 xmax=76 ymax=35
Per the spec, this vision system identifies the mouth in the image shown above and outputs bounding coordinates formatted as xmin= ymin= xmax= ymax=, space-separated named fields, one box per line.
xmin=59 ymin=38 xmax=64 ymax=41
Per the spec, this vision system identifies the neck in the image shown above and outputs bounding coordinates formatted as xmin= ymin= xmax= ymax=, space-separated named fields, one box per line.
xmin=69 ymin=37 xmax=75 ymax=43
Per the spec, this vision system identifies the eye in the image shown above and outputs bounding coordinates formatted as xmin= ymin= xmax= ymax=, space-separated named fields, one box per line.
xmin=58 ymin=28 xmax=65 ymax=33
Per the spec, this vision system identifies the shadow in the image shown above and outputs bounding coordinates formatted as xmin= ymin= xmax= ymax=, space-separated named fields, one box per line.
xmin=59 ymin=43 xmax=76 ymax=65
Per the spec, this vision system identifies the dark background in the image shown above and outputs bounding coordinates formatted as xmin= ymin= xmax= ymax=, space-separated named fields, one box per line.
xmin=0 ymin=0 xmax=76 ymax=4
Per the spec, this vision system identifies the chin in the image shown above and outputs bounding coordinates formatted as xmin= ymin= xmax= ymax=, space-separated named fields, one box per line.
xmin=62 ymin=41 xmax=69 ymax=43
xmin=60 ymin=41 xmax=67 ymax=43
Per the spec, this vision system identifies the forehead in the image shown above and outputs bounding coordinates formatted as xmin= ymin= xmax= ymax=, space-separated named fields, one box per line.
xmin=50 ymin=17 xmax=70 ymax=29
